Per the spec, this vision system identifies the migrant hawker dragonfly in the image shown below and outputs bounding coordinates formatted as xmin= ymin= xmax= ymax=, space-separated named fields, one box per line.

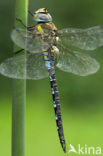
xmin=0 ymin=8 xmax=103 ymax=153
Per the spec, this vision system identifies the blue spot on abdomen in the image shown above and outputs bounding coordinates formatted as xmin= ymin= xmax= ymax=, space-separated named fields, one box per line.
xmin=45 ymin=61 xmax=51 ymax=69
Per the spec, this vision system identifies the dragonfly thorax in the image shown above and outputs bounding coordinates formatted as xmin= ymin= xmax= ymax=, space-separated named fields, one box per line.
xmin=34 ymin=22 xmax=59 ymax=54
xmin=32 ymin=8 xmax=59 ymax=57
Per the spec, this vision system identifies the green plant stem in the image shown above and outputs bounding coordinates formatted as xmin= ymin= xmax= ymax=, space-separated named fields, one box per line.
xmin=12 ymin=0 xmax=28 ymax=156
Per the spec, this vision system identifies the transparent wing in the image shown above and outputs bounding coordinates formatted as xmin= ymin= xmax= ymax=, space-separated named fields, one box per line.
xmin=56 ymin=43 xmax=100 ymax=76
xmin=11 ymin=28 xmax=42 ymax=53
xmin=0 ymin=53 xmax=48 ymax=80
xmin=58 ymin=25 xmax=103 ymax=50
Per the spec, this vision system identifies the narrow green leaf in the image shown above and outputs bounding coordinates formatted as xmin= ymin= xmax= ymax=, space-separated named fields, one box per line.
xmin=12 ymin=0 xmax=28 ymax=156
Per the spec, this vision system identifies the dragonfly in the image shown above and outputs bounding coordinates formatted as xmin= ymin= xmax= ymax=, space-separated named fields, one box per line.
xmin=0 ymin=8 xmax=103 ymax=153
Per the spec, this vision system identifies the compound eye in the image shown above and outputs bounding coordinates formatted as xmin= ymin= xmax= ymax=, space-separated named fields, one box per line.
xmin=44 ymin=8 xmax=48 ymax=13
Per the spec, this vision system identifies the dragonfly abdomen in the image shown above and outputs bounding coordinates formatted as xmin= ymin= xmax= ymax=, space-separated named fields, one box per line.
xmin=43 ymin=51 xmax=66 ymax=153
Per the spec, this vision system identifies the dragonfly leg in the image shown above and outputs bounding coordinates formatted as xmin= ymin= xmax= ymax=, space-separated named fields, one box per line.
xmin=28 ymin=10 xmax=34 ymax=17
xmin=16 ymin=18 xmax=35 ymax=30
xmin=12 ymin=48 xmax=24 ymax=55
xmin=16 ymin=18 xmax=28 ymax=29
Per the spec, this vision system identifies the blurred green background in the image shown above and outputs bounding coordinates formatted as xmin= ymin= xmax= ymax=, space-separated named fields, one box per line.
xmin=0 ymin=0 xmax=103 ymax=155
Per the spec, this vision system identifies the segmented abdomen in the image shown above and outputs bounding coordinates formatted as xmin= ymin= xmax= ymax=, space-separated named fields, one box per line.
xmin=43 ymin=51 xmax=66 ymax=153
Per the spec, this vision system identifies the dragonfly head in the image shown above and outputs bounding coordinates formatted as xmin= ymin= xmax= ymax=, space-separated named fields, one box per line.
xmin=34 ymin=8 xmax=52 ymax=23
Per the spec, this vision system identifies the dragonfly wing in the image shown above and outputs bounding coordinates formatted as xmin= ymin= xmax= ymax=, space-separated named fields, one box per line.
xmin=58 ymin=25 xmax=103 ymax=50
xmin=11 ymin=28 xmax=42 ymax=53
xmin=0 ymin=53 xmax=48 ymax=80
xmin=56 ymin=43 xmax=100 ymax=76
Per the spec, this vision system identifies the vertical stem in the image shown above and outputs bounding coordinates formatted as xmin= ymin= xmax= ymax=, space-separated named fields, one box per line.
xmin=12 ymin=0 xmax=28 ymax=156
